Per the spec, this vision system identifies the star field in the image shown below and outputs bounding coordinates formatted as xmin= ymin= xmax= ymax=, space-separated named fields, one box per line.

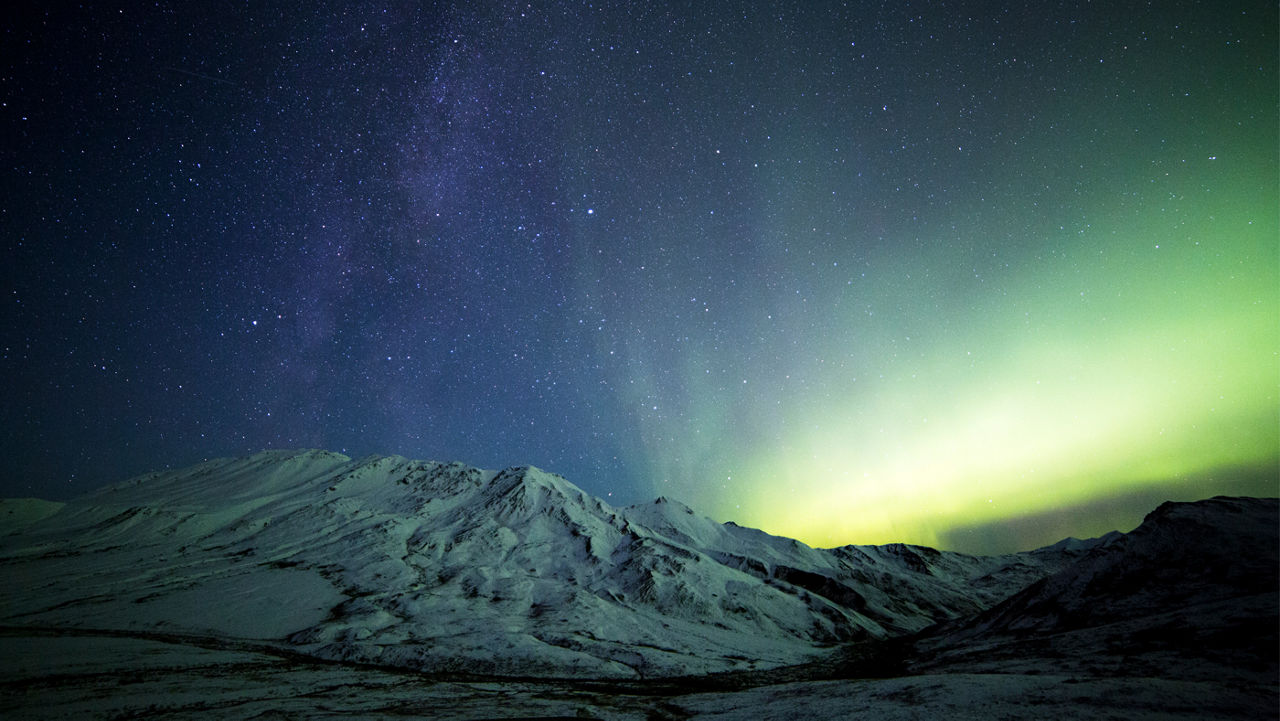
xmin=2 ymin=1 xmax=1276 ymax=553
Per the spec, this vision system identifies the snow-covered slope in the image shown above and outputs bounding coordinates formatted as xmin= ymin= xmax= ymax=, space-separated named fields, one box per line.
xmin=0 ymin=450 xmax=1091 ymax=678
xmin=0 ymin=498 xmax=65 ymax=533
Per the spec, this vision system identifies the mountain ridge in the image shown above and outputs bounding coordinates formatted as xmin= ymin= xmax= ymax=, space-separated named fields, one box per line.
xmin=1 ymin=449 xmax=1272 ymax=684
xmin=0 ymin=449 xmax=1093 ymax=677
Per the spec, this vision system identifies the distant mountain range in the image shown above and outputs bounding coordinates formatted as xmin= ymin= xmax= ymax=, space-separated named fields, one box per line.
xmin=1 ymin=450 xmax=1275 ymax=717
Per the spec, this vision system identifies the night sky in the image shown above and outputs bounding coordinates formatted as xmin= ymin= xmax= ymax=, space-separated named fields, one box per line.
xmin=3 ymin=1 xmax=1276 ymax=554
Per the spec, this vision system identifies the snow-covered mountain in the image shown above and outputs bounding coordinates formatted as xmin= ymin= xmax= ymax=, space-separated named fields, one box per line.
xmin=2 ymin=450 xmax=1276 ymax=718
xmin=0 ymin=449 xmax=1094 ymax=678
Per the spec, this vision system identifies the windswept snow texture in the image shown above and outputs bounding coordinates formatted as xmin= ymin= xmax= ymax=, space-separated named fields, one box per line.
xmin=1 ymin=450 xmax=1090 ymax=678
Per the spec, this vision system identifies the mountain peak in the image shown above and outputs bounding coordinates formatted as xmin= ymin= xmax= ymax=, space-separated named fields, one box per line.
xmin=483 ymin=465 xmax=592 ymax=500
xmin=7 ymin=450 xmax=1272 ymax=684
xmin=2 ymin=449 xmax=1059 ymax=676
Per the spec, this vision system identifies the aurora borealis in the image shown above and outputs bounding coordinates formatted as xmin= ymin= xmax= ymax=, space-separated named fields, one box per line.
xmin=3 ymin=1 xmax=1276 ymax=553
xmin=612 ymin=136 xmax=1278 ymax=552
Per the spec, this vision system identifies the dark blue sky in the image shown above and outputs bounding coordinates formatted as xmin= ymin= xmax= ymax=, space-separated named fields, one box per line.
xmin=3 ymin=1 xmax=1275 ymax=552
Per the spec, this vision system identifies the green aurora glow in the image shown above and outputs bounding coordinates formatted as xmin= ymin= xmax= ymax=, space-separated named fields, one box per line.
xmin=604 ymin=99 xmax=1278 ymax=553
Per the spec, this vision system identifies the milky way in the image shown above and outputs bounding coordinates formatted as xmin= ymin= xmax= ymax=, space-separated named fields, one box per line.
xmin=3 ymin=1 xmax=1276 ymax=553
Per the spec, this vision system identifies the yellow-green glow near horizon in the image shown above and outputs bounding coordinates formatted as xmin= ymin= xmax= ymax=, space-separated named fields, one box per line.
xmin=738 ymin=190 xmax=1278 ymax=550
xmin=547 ymin=3 xmax=1280 ymax=555
xmin=617 ymin=150 xmax=1278 ymax=553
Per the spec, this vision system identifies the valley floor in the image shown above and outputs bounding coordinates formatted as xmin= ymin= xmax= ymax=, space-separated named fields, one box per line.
xmin=3 ymin=630 xmax=1274 ymax=720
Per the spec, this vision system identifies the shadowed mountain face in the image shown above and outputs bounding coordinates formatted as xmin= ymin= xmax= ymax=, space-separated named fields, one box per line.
xmin=908 ymin=496 xmax=1279 ymax=687
xmin=0 ymin=450 xmax=1096 ymax=678
xmin=969 ymin=496 xmax=1277 ymax=632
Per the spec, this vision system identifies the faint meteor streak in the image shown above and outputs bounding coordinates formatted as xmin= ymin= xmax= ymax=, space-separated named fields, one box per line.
xmin=164 ymin=67 xmax=238 ymax=87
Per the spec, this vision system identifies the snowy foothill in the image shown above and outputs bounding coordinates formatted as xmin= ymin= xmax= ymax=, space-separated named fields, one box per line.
xmin=0 ymin=450 xmax=1275 ymax=718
